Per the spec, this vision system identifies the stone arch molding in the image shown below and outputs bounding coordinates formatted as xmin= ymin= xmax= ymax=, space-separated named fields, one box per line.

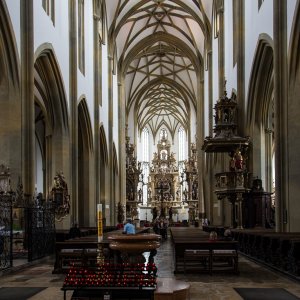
xmin=0 ymin=1 xmax=21 ymax=188
xmin=288 ymin=0 xmax=300 ymax=81
xmin=78 ymin=96 xmax=94 ymax=153
xmin=34 ymin=43 xmax=70 ymax=194
xmin=78 ymin=97 xmax=93 ymax=226
xmin=246 ymin=34 xmax=274 ymax=190
xmin=34 ymin=43 xmax=69 ymax=136
xmin=0 ymin=1 xmax=20 ymax=91
xmin=246 ymin=34 xmax=274 ymax=131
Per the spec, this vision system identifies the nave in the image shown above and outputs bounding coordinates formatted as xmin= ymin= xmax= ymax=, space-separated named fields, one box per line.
xmin=1 ymin=234 xmax=300 ymax=300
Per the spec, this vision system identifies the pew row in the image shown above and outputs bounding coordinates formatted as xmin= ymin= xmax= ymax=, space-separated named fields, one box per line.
xmin=231 ymin=229 xmax=300 ymax=277
xmin=170 ymin=228 xmax=239 ymax=274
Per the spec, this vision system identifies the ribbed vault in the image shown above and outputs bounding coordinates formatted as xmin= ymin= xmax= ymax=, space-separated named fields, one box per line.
xmin=107 ymin=0 xmax=212 ymax=137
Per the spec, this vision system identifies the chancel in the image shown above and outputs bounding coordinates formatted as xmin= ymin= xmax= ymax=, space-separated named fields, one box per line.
xmin=1 ymin=0 xmax=300 ymax=299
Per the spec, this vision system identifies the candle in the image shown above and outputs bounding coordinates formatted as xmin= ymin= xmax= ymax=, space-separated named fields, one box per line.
xmin=97 ymin=204 xmax=103 ymax=242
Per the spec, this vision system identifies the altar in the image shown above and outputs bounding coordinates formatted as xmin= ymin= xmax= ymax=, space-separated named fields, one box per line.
xmin=147 ymin=130 xmax=183 ymax=221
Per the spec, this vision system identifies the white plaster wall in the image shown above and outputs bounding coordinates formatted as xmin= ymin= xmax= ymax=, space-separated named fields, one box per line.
xmin=127 ymin=108 xmax=135 ymax=142
xmin=244 ymin=0 xmax=273 ymax=107
xmin=224 ymin=0 xmax=237 ymax=98
xmin=33 ymin=0 xmax=70 ymax=104
xmin=100 ymin=42 xmax=109 ymax=149
xmin=4 ymin=0 xmax=20 ymax=59
xmin=77 ymin=0 xmax=95 ymax=133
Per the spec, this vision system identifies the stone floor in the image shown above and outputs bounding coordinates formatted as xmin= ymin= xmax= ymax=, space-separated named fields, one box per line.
xmin=1 ymin=234 xmax=300 ymax=299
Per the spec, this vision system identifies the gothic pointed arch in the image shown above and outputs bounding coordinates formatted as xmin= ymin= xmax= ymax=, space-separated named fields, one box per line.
xmin=112 ymin=142 xmax=119 ymax=176
xmin=99 ymin=125 xmax=108 ymax=166
xmin=34 ymin=44 xmax=70 ymax=195
xmin=0 ymin=1 xmax=20 ymax=89
xmin=246 ymin=34 xmax=274 ymax=192
xmin=34 ymin=43 xmax=69 ymax=134
xmin=289 ymin=0 xmax=300 ymax=80
xmin=287 ymin=0 xmax=300 ymax=230
xmin=78 ymin=97 xmax=93 ymax=226
xmin=99 ymin=125 xmax=109 ymax=214
xmin=0 ymin=1 xmax=21 ymax=187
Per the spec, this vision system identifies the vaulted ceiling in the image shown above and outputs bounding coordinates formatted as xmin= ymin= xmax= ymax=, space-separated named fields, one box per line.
xmin=107 ymin=0 xmax=213 ymax=139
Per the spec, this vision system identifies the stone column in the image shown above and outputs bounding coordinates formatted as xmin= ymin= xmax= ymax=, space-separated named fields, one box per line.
xmin=69 ymin=0 xmax=78 ymax=222
xmin=207 ymin=50 xmax=215 ymax=224
xmin=273 ymin=0 xmax=288 ymax=232
xmin=108 ymin=56 xmax=114 ymax=225
xmin=118 ymin=80 xmax=126 ymax=211
xmin=218 ymin=2 xmax=225 ymax=97
xmin=93 ymin=3 xmax=102 ymax=221
xmin=21 ymin=0 xmax=35 ymax=197
xmin=197 ymin=76 xmax=205 ymax=220
xmin=265 ymin=128 xmax=273 ymax=193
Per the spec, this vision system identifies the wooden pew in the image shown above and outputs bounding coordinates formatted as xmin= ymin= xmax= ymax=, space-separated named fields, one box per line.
xmin=231 ymin=229 xmax=300 ymax=278
xmin=170 ymin=228 xmax=239 ymax=274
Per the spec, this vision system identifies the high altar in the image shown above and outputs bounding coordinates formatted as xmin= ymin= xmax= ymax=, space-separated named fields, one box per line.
xmin=147 ymin=130 xmax=182 ymax=220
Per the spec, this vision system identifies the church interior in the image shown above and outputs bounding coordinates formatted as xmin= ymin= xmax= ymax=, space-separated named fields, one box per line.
xmin=1 ymin=0 xmax=300 ymax=299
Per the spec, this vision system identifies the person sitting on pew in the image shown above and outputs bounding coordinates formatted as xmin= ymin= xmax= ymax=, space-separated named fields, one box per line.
xmin=68 ymin=222 xmax=81 ymax=239
xmin=123 ymin=219 xmax=135 ymax=234
xmin=116 ymin=222 xmax=124 ymax=230
xmin=221 ymin=228 xmax=233 ymax=241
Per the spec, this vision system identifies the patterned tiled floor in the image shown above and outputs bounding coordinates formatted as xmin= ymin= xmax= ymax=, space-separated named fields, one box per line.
xmin=0 ymin=234 xmax=300 ymax=299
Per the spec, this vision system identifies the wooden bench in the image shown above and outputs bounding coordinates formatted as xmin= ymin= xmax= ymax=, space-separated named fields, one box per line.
xmin=184 ymin=249 xmax=211 ymax=274
xmin=170 ymin=228 xmax=239 ymax=274
xmin=231 ymin=229 xmax=300 ymax=278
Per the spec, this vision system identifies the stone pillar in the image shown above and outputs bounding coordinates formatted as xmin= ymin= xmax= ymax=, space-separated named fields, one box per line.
xmin=197 ymin=76 xmax=205 ymax=220
xmin=265 ymin=128 xmax=273 ymax=193
xmin=93 ymin=2 xmax=102 ymax=221
xmin=21 ymin=0 xmax=35 ymax=197
xmin=218 ymin=2 xmax=225 ymax=97
xmin=236 ymin=0 xmax=245 ymax=134
xmin=118 ymin=80 xmax=126 ymax=211
xmin=273 ymin=0 xmax=288 ymax=232
xmin=69 ymin=0 xmax=78 ymax=222
xmin=108 ymin=56 xmax=114 ymax=225
xmin=207 ymin=49 xmax=215 ymax=224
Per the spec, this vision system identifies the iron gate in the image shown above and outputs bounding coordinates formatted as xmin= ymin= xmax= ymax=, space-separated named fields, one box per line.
xmin=27 ymin=201 xmax=55 ymax=262
xmin=0 ymin=194 xmax=13 ymax=271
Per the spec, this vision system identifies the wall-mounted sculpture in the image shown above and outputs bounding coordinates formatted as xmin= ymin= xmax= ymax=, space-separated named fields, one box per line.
xmin=49 ymin=171 xmax=70 ymax=221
